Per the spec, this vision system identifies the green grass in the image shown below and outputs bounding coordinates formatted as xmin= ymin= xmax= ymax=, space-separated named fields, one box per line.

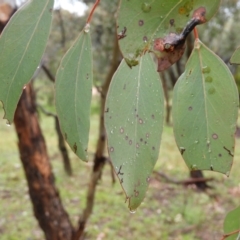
xmin=0 ymin=98 xmax=240 ymax=240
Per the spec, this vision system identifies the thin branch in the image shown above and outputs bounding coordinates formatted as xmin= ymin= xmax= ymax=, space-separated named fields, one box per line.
xmin=193 ymin=27 xmax=199 ymax=39
xmin=221 ymin=229 xmax=240 ymax=240
xmin=160 ymin=72 xmax=171 ymax=124
xmin=37 ymin=104 xmax=56 ymax=118
xmin=42 ymin=64 xmax=55 ymax=82
xmin=153 ymin=171 xmax=214 ymax=186
xmin=86 ymin=0 xmax=100 ymax=24
xmin=56 ymin=9 xmax=66 ymax=49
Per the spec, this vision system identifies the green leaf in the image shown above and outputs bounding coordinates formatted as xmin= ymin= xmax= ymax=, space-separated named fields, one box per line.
xmin=104 ymin=54 xmax=164 ymax=210
xmin=0 ymin=0 xmax=54 ymax=123
xmin=224 ymin=206 xmax=240 ymax=240
xmin=172 ymin=39 xmax=239 ymax=175
xmin=230 ymin=46 xmax=240 ymax=64
xmin=117 ymin=0 xmax=220 ymax=69
xmin=55 ymin=29 xmax=92 ymax=161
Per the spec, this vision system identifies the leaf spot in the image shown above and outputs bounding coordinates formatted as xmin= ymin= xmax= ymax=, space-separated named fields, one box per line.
xmin=138 ymin=20 xmax=144 ymax=26
xmin=139 ymin=118 xmax=143 ymax=124
xmin=117 ymin=27 xmax=127 ymax=40
xmin=188 ymin=106 xmax=193 ymax=111
xmin=212 ymin=133 xmax=218 ymax=140
xmin=143 ymin=36 xmax=148 ymax=42
xmin=73 ymin=143 xmax=77 ymax=153
xmin=205 ymin=76 xmax=213 ymax=83
xmin=191 ymin=164 xmax=198 ymax=170
xmin=202 ymin=66 xmax=211 ymax=73
xmin=141 ymin=2 xmax=151 ymax=13
xmin=129 ymin=140 xmax=132 ymax=145
xmin=180 ymin=147 xmax=186 ymax=155
xmin=208 ymin=87 xmax=215 ymax=94
xmin=169 ymin=19 xmax=174 ymax=26
xmin=120 ymin=127 xmax=124 ymax=134
xmin=110 ymin=147 xmax=114 ymax=152
xmin=134 ymin=190 xmax=139 ymax=197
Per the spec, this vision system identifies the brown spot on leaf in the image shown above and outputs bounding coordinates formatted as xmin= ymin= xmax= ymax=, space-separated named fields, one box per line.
xmin=180 ymin=147 xmax=186 ymax=155
xmin=212 ymin=133 xmax=218 ymax=140
xmin=188 ymin=106 xmax=193 ymax=111
xmin=117 ymin=27 xmax=127 ymax=40
xmin=73 ymin=143 xmax=77 ymax=153
xmin=143 ymin=36 xmax=148 ymax=42
xmin=138 ymin=20 xmax=144 ymax=26
xmin=120 ymin=127 xmax=124 ymax=134
xmin=169 ymin=19 xmax=174 ymax=26
xmin=110 ymin=147 xmax=114 ymax=152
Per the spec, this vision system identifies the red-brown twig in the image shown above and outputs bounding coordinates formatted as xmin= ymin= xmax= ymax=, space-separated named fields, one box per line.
xmin=86 ymin=0 xmax=100 ymax=24
xmin=193 ymin=27 xmax=199 ymax=39
xmin=221 ymin=229 xmax=240 ymax=240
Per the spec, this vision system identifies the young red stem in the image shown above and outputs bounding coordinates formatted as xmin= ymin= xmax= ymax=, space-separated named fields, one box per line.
xmin=221 ymin=229 xmax=240 ymax=240
xmin=86 ymin=0 xmax=100 ymax=24
xmin=193 ymin=27 xmax=199 ymax=39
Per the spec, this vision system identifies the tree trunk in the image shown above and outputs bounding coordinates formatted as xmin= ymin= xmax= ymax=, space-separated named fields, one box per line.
xmin=14 ymin=83 xmax=74 ymax=240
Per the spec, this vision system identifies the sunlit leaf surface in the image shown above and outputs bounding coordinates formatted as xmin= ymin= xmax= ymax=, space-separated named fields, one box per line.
xmin=117 ymin=0 xmax=220 ymax=70
xmin=172 ymin=39 xmax=239 ymax=175
xmin=55 ymin=29 xmax=92 ymax=161
xmin=105 ymin=54 xmax=164 ymax=210
xmin=0 ymin=0 xmax=54 ymax=123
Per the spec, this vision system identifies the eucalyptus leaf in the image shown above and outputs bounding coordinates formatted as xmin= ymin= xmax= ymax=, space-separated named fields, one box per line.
xmin=224 ymin=206 xmax=240 ymax=240
xmin=117 ymin=0 xmax=220 ymax=69
xmin=55 ymin=29 xmax=92 ymax=161
xmin=172 ymin=39 xmax=239 ymax=174
xmin=104 ymin=54 xmax=164 ymax=210
xmin=0 ymin=0 xmax=54 ymax=123
xmin=230 ymin=46 xmax=240 ymax=64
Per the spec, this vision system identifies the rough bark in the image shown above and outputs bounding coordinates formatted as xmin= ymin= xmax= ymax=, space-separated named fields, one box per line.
xmin=14 ymin=83 xmax=74 ymax=240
